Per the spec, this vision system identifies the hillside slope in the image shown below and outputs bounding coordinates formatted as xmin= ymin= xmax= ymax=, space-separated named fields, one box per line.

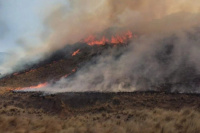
xmin=0 ymin=43 xmax=114 ymax=89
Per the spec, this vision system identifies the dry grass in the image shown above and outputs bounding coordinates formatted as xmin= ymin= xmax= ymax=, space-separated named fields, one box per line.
xmin=0 ymin=106 xmax=200 ymax=133
xmin=0 ymin=87 xmax=10 ymax=94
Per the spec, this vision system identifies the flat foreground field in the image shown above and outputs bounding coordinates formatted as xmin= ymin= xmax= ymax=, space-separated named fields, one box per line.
xmin=0 ymin=91 xmax=200 ymax=133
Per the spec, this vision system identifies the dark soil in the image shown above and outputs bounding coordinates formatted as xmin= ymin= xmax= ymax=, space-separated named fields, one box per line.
xmin=1 ymin=91 xmax=200 ymax=117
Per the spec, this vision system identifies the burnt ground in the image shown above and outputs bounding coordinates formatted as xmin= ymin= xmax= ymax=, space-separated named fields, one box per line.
xmin=1 ymin=91 xmax=200 ymax=116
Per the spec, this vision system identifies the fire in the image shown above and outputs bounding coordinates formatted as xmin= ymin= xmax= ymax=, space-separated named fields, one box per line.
xmin=13 ymin=73 xmax=18 ymax=76
xmin=83 ymin=31 xmax=133 ymax=46
xmin=8 ymin=32 xmax=133 ymax=92
xmin=72 ymin=68 xmax=76 ymax=72
xmin=23 ymin=82 xmax=48 ymax=90
xmin=9 ymin=82 xmax=48 ymax=91
xmin=26 ymin=69 xmax=36 ymax=74
xmin=63 ymin=74 xmax=69 ymax=78
xmin=62 ymin=67 xmax=77 ymax=79
xmin=84 ymin=36 xmax=109 ymax=46
xmin=72 ymin=49 xmax=80 ymax=56
xmin=10 ymin=67 xmax=78 ymax=91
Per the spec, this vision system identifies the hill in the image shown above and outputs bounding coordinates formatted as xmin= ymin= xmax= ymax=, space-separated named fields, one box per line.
xmin=0 ymin=43 xmax=117 ymax=90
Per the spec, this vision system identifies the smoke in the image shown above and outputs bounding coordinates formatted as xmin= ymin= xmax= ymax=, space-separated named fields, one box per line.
xmin=26 ymin=28 xmax=200 ymax=93
xmin=2 ymin=0 xmax=200 ymax=74
xmin=44 ymin=0 xmax=200 ymax=46
xmin=3 ymin=0 xmax=200 ymax=92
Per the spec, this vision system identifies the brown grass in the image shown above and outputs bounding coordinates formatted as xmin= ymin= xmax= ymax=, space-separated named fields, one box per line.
xmin=0 ymin=91 xmax=200 ymax=133
xmin=0 ymin=106 xmax=200 ymax=133
xmin=0 ymin=87 xmax=10 ymax=94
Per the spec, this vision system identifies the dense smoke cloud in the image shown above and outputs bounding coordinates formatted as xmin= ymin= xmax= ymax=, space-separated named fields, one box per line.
xmin=24 ymin=0 xmax=200 ymax=93
xmin=31 ymin=29 xmax=200 ymax=93
xmin=3 ymin=0 xmax=200 ymax=93
xmin=2 ymin=0 xmax=200 ymax=75
xmin=45 ymin=0 xmax=200 ymax=47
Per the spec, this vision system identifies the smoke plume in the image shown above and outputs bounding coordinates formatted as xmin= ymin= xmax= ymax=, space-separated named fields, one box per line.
xmin=27 ymin=29 xmax=199 ymax=93
xmin=3 ymin=0 xmax=200 ymax=92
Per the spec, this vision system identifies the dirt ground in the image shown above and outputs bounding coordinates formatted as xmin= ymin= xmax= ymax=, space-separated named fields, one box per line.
xmin=0 ymin=91 xmax=200 ymax=133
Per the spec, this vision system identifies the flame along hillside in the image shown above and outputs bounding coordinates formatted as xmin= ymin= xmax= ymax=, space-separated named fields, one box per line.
xmin=0 ymin=31 xmax=134 ymax=91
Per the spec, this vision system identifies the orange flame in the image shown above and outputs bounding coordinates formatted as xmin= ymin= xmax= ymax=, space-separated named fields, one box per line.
xmin=83 ymin=31 xmax=133 ymax=46
xmin=62 ymin=67 xmax=77 ymax=79
xmin=84 ymin=36 xmax=109 ymax=46
xmin=72 ymin=68 xmax=76 ymax=72
xmin=23 ymin=82 xmax=48 ymax=90
xmin=9 ymin=82 xmax=48 ymax=91
xmin=11 ymin=67 xmax=78 ymax=91
xmin=72 ymin=49 xmax=80 ymax=56
xmin=26 ymin=69 xmax=36 ymax=74
xmin=13 ymin=73 xmax=18 ymax=76
xmin=63 ymin=74 xmax=69 ymax=78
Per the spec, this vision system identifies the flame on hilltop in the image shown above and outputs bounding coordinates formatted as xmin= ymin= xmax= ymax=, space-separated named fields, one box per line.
xmin=83 ymin=31 xmax=133 ymax=46
xmin=72 ymin=49 xmax=80 ymax=56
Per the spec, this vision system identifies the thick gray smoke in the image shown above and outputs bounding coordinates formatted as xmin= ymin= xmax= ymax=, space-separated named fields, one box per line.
xmin=27 ymin=28 xmax=200 ymax=93
xmin=3 ymin=0 xmax=200 ymax=93
xmin=2 ymin=0 xmax=200 ymax=75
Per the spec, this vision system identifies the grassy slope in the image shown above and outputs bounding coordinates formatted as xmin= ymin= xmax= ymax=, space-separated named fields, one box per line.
xmin=0 ymin=45 xmax=108 ymax=89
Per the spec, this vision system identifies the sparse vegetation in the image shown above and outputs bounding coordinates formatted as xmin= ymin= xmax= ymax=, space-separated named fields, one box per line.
xmin=0 ymin=92 xmax=200 ymax=133
xmin=0 ymin=106 xmax=200 ymax=133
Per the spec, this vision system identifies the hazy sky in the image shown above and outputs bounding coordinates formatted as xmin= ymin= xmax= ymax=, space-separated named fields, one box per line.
xmin=0 ymin=0 xmax=68 ymax=52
